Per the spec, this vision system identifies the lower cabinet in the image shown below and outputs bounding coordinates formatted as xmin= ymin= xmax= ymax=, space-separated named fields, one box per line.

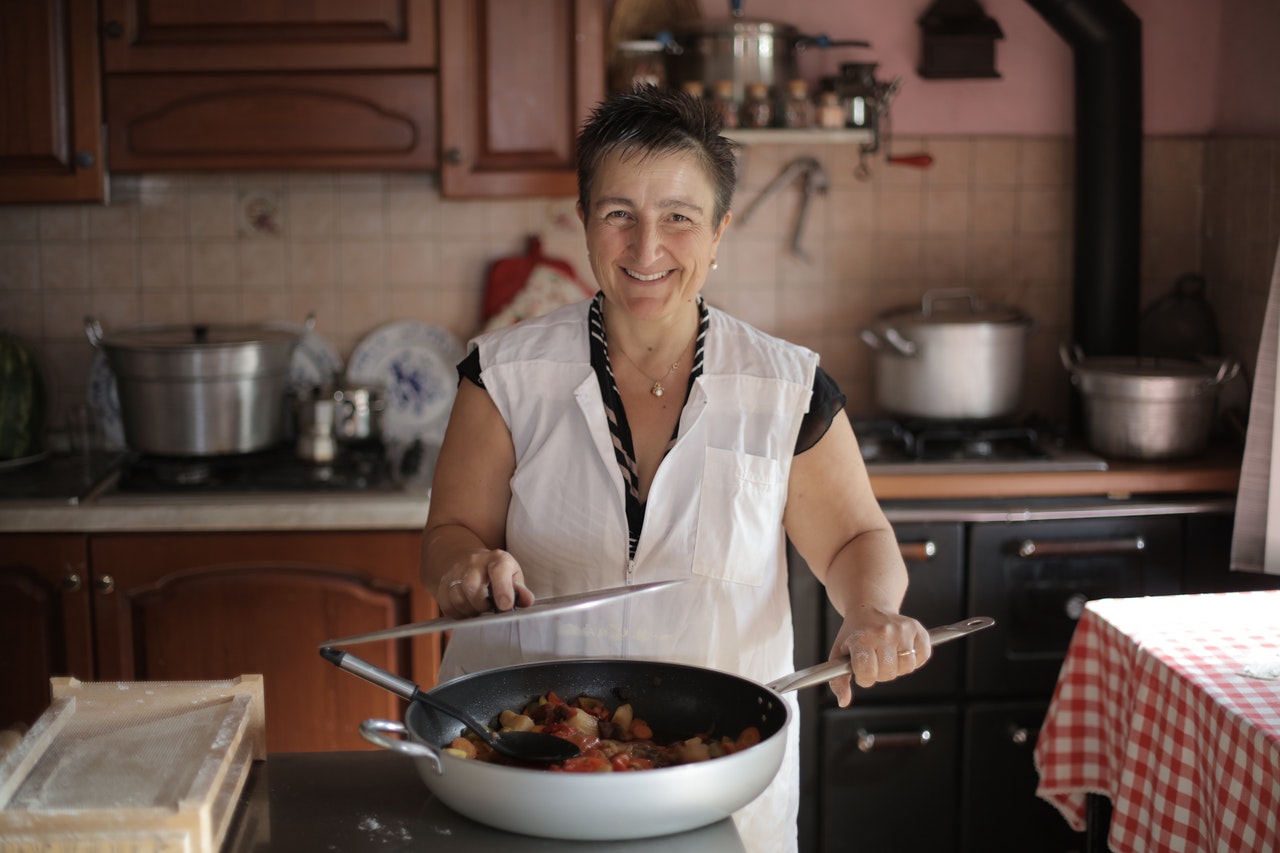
xmin=0 ymin=530 xmax=439 ymax=754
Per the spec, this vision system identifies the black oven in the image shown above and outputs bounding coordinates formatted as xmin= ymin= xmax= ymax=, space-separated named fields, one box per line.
xmin=792 ymin=492 xmax=1232 ymax=853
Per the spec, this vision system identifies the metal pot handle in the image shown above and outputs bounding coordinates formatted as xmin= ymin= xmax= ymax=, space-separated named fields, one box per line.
xmin=1059 ymin=342 xmax=1085 ymax=374
xmin=359 ymin=718 xmax=444 ymax=774
xmin=84 ymin=316 xmax=104 ymax=347
xmin=858 ymin=327 xmax=917 ymax=357
xmin=921 ymin=288 xmax=980 ymax=318
xmin=1203 ymin=357 xmax=1241 ymax=390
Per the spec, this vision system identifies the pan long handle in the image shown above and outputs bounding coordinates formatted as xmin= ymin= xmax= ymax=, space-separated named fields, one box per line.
xmin=766 ymin=616 xmax=994 ymax=695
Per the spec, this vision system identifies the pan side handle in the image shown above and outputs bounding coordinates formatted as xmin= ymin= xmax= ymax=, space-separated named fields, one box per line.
xmin=360 ymin=718 xmax=444 ymax=775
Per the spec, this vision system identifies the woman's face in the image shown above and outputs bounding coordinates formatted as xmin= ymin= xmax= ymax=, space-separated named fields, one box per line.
xmin=578 ymin=148 xmax=730 ymax=323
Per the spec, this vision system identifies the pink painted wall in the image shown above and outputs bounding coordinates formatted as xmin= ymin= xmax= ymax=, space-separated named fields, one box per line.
xmin=691 ymin=0 xmax=1274 ymax=136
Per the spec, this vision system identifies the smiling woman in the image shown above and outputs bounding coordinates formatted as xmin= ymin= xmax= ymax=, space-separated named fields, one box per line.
xmin=420 ymin=86 xmax=922 ymax=853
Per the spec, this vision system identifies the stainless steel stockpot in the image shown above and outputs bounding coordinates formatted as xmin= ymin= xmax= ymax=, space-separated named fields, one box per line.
xmin=859 ymin=290 xmax=1033 ymax=421
xmin=86 ymin=318 xmax=300 ymax=456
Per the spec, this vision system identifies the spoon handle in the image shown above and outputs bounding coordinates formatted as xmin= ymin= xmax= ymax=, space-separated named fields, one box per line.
xmin=321 ymin=646 xmax=419 ymax=702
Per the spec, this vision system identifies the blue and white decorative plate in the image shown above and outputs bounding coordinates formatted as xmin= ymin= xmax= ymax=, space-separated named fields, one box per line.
xmin=87 ymin=352 xmax=126 ymax=450
xmin=346 ymin=321 xmax=465 ymax=446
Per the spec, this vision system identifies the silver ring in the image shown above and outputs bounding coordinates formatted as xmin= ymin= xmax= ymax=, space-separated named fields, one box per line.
xmin=898 ymin=649 xmax=917 ymax=657
xmin=448 ymin=579 xmax=464 ymax=589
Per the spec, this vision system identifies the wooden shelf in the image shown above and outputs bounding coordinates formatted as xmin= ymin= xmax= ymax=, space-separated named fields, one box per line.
xmin=723 ymin=128 xmax=875 ymax=146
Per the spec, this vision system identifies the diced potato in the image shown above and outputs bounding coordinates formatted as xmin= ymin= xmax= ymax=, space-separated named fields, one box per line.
xmin=677 ymin=737 xmax=711 ymax=763
xmin=499 ymin=710 xmax=535 ymax=732
xmin=613 ymin=703 xmax=634 ymax=735
xmin=448 ymin=736 xmax=477 ymax=758
xmin=566 ymin=707 xmax=599 ymax=736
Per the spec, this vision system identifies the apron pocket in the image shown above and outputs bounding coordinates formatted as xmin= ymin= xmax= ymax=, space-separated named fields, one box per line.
xmin=692 ymin=447 xmax=786 ymax=587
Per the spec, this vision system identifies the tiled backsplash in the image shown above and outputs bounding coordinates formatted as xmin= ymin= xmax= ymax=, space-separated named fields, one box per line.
xmin=1 ymin=135 xmax=1276 ymax=441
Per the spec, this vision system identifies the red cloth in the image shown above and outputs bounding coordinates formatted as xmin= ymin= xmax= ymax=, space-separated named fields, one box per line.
xmin=482 ymin=236 xmax=584 ymax=321
xmin=1034 ymin=591 xmax=1280 ymax=853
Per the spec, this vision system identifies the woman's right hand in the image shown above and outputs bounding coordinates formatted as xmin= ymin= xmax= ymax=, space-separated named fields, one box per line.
xmin=437 ymin=547 xmax=534 ymax=619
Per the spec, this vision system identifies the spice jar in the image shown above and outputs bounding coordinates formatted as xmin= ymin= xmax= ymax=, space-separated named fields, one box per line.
xmin=610 ymin=40 xmax=667 ymax=93
xmin=782 ymin=79 xmax=813 ymax=128
xmin=740 ymin=82 xmax=774 ymax=129
xmin=681 ymin=80 xmax=706 ymax=101
xmin=816 ymin=91 xmax=845 ymax=129
xmin=711 ymin=79 xmax=740 ymax=129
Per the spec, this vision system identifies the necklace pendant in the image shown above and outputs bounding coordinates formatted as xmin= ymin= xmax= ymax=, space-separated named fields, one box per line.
xmin=651 ymin=382 xmax=664 ymax=398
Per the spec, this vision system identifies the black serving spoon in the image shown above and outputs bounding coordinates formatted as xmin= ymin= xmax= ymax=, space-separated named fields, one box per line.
xmin=320 ymin=647 xmax=580 ymax=764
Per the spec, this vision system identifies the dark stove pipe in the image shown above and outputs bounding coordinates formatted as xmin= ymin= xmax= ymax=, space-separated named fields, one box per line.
xmin=1023 ymin=0 xmax=1143 ymax=357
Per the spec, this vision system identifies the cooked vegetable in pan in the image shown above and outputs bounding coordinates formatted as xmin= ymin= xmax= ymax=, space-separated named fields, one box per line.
xmin=443 ymin=690 xmax=761 ymax=772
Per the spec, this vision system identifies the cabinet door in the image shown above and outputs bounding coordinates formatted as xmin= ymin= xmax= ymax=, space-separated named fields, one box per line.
xmin=89 ymin=531 xmax=439 ymax=754
xmin=439 ymin=0 xmax=605 ymax=197
xmin=101 ymin=0 xmax=436 ymax=71
xmin=0 ymin=0 xmax=105 ymax=203
xmin=105 ymin=73 xmax=439 ymax=172
xmin=962 ymin=701 xmax=1085 ymax=852
xmin=821 ymin=703 xmax=961 ymax=852
xmin=0 ymin=534 xmax=94 ymax=731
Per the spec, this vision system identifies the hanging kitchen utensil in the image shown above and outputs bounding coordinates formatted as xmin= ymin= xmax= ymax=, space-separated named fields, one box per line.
xmin=1138 ymin=273 xmax=1221 ymax=360
xmin=353 ymin=616 xmax=993 ymax=840
xmin=737 ymin=156 xmax=828 ymax=261
xmin=321 ymin=647 xmax=581 ymax=764
xmin=319 ymin=578 xmax=686 ymax=647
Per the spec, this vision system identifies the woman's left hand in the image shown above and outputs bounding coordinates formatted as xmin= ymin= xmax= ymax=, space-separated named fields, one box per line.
xmin=826 ymin=607 xmax=931 ymax=707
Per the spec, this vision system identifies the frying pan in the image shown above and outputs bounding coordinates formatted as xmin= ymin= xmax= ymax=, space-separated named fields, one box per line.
xmin=356 ymin=617 xmax=993 ymax=840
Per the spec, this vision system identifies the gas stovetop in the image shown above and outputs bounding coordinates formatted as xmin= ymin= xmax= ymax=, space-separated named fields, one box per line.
xmin=111 ymin=441 xmax=399 ymax=494
xmin=851 ymin=418 xmax=1109 ymax=475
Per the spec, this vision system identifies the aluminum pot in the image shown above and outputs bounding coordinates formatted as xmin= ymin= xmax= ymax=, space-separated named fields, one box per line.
xmin=666 ymin=17 xmax=869 ymax=106
xmin=859 ymin=290 xmax=1033 ymax=420
xmin=1060 ymin=344 xmax=1240 ymax=460
xmin=86 ymin=318 xmax=300 ymax=456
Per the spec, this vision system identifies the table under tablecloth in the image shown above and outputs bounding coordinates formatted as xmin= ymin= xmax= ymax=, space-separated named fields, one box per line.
xmin=1034 ymin=590 xmax=1280 ymax=853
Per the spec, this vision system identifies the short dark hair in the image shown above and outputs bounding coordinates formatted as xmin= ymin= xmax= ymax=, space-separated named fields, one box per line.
xmin=576 ymin=85 xmax=738 ymax=225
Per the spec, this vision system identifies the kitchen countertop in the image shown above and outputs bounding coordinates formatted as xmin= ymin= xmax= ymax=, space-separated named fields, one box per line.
xmin=224 ymin=750 xmax=747 ymax=852
xmin=0 ymin=447 xmax=1242 ymax=534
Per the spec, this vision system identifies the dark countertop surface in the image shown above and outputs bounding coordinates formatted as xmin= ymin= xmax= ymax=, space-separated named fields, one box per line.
xmin=224 ymin=750 xmax=747 ymax=853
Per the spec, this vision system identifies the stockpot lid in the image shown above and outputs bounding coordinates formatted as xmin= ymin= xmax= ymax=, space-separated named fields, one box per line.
xmin=1065 ymin=351 xmax=1240 ymax=401
xmin=99 ymin=323 xmax=300 ymax=349
xmin=879 ymin=289 xmax=1030 ymax=327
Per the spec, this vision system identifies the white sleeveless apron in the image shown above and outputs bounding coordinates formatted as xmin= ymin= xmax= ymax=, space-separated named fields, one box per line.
xmin=440 ymin=299 xmax=818 ymax=851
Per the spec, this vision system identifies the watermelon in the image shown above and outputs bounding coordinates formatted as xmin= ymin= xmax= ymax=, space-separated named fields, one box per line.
xmin=0 ymin=332 xmax=46 ymax=459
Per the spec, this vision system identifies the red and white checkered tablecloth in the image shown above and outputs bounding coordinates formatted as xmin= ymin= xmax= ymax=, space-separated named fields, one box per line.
xmin=1034 ymin=590 xmax=1280 ymax=853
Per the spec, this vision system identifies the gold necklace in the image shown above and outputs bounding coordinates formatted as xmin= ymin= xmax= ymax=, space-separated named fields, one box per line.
xmin=615 ymin=331 xmax=696 ymax=398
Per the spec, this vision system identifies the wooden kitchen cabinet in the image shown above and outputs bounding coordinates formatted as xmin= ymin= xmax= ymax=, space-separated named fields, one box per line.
xmin=0 ymin=534 xmax=94 ymax=733
xmin=438 ymin=0 xmax=606 ymax=198
xmin=101 ymin=0 xmax=438 ymax=171
xmin=87 ymin=530 xmax=440 ymax=754
xmin=0 ymin=0 xmax=106 ymax=203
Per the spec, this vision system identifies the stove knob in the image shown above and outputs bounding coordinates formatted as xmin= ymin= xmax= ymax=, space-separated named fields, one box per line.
xmin=1064 ymin=593 xmax=1088 ymax=621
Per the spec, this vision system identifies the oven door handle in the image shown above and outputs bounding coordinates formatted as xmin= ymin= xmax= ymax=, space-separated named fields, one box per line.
xmin=856 ymin=727 xmax=932 ymax=753
xmin=899 ymin=539 xmax=937 ymax=562
xmin=1017 ymin=535 xmax=1145 ymax=558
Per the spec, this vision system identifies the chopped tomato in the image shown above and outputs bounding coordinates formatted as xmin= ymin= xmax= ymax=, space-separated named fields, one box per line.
xmin=735 ymin=727 xmax=761 ymax=751
xmin=554 ymin=752 xmax=610 ymax=773
xmin=629 ymin=719 xmax=653 ymax=740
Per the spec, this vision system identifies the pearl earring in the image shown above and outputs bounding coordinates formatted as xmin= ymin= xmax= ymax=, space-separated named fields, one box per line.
xmin=711 ymin=259 xmax=718 ymax=270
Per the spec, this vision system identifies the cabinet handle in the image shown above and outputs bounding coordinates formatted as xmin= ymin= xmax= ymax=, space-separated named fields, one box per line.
xmin=898 ymin=540 xmax=936 ymax=562
xmin=856 ymin=727 xmax=932 ymax=753
xmin=1017 ymin=535 xmax=1145 ymax=558
xmin=75 ymin=151 xmax=95 ymax=169
xmin=62 ymin=572 xmax=82 ymax=592
xmin=1008 ymin=724 xmax=1039 ymax=746
xmin=95 ymin=574 xmax=116 ymax=594
xmin=445 ymin=148 xmax=464 ymax=166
